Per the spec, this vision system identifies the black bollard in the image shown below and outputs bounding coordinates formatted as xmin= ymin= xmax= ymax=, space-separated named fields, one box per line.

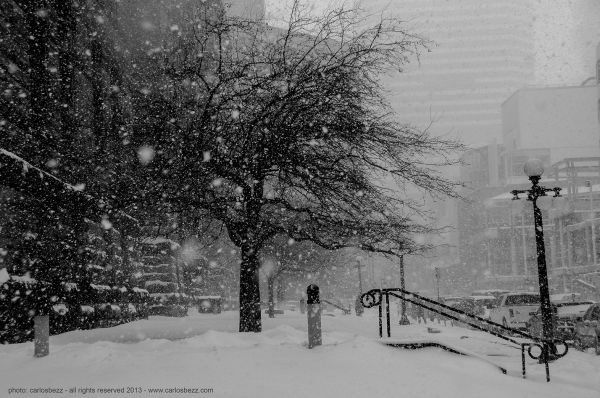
xmin=34 ymin=315 xmax=49 ymax=357
xmin=307 ymin=285 xmax=322 ymax=348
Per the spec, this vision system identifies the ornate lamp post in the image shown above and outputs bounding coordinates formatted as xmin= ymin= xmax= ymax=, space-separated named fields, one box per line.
xmin=510 ymin=159 xmax=561 ymax=360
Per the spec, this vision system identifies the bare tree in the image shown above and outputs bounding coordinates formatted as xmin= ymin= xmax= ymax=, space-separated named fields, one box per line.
xmin=133 ymin=1 xmax=463 ymax=332
xmin=260 ymin=235 xmax=339 ymax=318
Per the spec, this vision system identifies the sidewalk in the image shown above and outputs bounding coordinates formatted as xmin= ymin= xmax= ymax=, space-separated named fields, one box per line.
xmin=0 ymin=309 xmax=597 ymax=397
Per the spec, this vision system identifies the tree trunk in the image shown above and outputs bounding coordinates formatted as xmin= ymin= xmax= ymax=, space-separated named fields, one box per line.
xmin=276 ymin=277 xmax=286 ymax=302
xmin=267 ymin=276 xmax=275 ymax=318
xmin=239 ymin=244 xmax=261 ymax=332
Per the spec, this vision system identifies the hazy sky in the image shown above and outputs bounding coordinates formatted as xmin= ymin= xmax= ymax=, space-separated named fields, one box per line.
xmin=532 ymin=0 xmax=600 ymax=85
xmin=265 ymin=0 xmax=600 ymax=86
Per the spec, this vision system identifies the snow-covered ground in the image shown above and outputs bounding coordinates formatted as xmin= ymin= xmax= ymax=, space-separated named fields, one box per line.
xmin=1 ymin=307 xmax=598 ymax=398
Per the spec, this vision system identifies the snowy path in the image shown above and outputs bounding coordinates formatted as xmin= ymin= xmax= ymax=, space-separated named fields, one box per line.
xmin=0 ymin=308 xmax=598 ymax=398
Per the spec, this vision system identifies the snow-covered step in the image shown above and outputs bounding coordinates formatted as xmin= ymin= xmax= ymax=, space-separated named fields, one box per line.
xmin=380 ymin=338 xmax=508 ymax=375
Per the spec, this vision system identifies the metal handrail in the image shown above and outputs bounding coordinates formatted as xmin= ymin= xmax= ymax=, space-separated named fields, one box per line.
xmin=321 ymin=298 xmax=350 ymax=314
xmin=360 ymin=288 xmax=568 ymax=382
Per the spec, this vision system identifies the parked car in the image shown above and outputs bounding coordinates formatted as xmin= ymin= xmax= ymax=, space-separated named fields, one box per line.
xmin=550 ymin=292 xmax=582 ymax=303
xmin=148 ymin=304 xmax=188 ymax=317
xmin=469 ymin=295 xmax=497 ymax=318
xmin=573 ymin=303 xmax=600 ymax=354
xmin=471 ymin=289 xmax=510 ymax=300
xmin=453 ymin=297 xmax=484 ymax=316
xmin=442 ymin=296 xmax=463 ymax=309
xmin=197 ymin=296 xmax=222 ymax=314
xmin=283 ymin=300 xmax=299 ymax=312
xmin=526 ymin=301 xmax=594 ymax=341
xmin=489 ymin=292 xmax=540 ymax=330
xmin=440 ymin=297 xmax=489 ymax=327
xmin=263 ymin=307 xmax=285 ymax=315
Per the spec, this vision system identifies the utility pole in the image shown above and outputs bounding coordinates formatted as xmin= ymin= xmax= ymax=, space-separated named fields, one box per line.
xmin=587 ymin=180 xmax=597 ymax=265
xmin=398 ymin=255 xmax=410 ymax=325
xmin=356 ymin=260 xmax=363 ymax=294
xmin=434 ymin=267 xmax=440 ymax=301
xmin=355 ymin=258 xmax=365 ymax=316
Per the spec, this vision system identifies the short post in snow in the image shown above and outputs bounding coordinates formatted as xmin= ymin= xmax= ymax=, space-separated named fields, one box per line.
xmin=34 ymin=315 xmax=49 ymax=357
xmin=307 ymin=284 xmax=322 ymax=349
xmin=299 ymin=297 xmax=306 ymax=314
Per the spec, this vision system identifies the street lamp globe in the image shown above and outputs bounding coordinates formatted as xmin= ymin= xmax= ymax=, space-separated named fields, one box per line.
xmin=523 ymin=158 xmax=544 ymax=178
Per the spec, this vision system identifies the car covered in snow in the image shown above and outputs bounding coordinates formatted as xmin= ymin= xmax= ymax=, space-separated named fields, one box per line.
xmin=197 ymin=296 xmax=222 ymax=314
xmin=448 ymin=297 xmax=485 ymax=317
xmin=471 ymin=289 xmax=510 ymax=300
xmin=469 ymin=295 xmax=497 ymax=318
xmin=489 ymin=292 xmax=540 ymax=330
xmin=573 ymin=303 xmax=600 ymax=354
xmin=442 ymin=296 xmax=463 ymax=309
xmin=526 ymin=301 xmax=594 ymax=341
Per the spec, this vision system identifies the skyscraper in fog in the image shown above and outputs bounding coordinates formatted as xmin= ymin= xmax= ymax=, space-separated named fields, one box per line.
xmin=225 ymin=0 xmax=265 ymax=19
xmin=358 ymin=0 xmax=537 ymax=260
xmin=368 ymin=0 xmax=536 ymax=146
xmin=534 ymin=0 xmax=600 ymax=85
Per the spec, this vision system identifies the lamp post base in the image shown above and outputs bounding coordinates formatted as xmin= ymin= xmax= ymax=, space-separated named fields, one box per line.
xmin=538 ymin=342 xmax=560 ymax=363
xmin=398 ymin=315 xmax=410 ymax=325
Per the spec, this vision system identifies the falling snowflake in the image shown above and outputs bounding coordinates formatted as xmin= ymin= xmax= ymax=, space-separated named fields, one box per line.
xmin=101 ymin=217 xmax=113 ymax=230
xmin=141 ymin=21 xmax=155 ymax=30
xmin=137 ymin=145 xmax=155 ymax=165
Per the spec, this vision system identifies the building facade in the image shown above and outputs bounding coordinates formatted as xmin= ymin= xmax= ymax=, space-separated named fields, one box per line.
xmin=225 ymin=0 xmax=265 ymax=19
xmin=500 ymin=85 xmax=599 ymax=185
xmin=597 ymin=42 xmax=600 ymax=147
xmin=455 ymin=79 xmax=600 ymax=298
xmin=367 ymin=0 xmax=536 ymax=146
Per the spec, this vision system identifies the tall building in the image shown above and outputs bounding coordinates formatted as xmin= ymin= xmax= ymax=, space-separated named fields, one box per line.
xmin=355 ymin=0 xmax=537 ymax=266
xmin=225 ymin=0 xmax=266 ymax=19
xmin=362 ymin=0 xmax=536 ymax=146
xmin=500 ymin=85 xmax=600 ymax=185
xmin=597 ymin=42 xmax=600 ymax=147
xmin=533 ymin=0 xmax=600 ymax=86
xmin=455 ymin=81 xmax=600 ymax=295
xmin=282 ymin=0 xmax=600 ymax=147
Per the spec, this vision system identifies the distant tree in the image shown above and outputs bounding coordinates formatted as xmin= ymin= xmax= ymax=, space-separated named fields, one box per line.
xmin=260 ymin=235 xmax=338 ymax=317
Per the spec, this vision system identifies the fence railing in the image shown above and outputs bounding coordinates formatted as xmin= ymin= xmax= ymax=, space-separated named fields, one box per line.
xmin=321 ymin=298 xmax=350 ymax=314
xmin=360 ymin=288 xmax=568 ymax=382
